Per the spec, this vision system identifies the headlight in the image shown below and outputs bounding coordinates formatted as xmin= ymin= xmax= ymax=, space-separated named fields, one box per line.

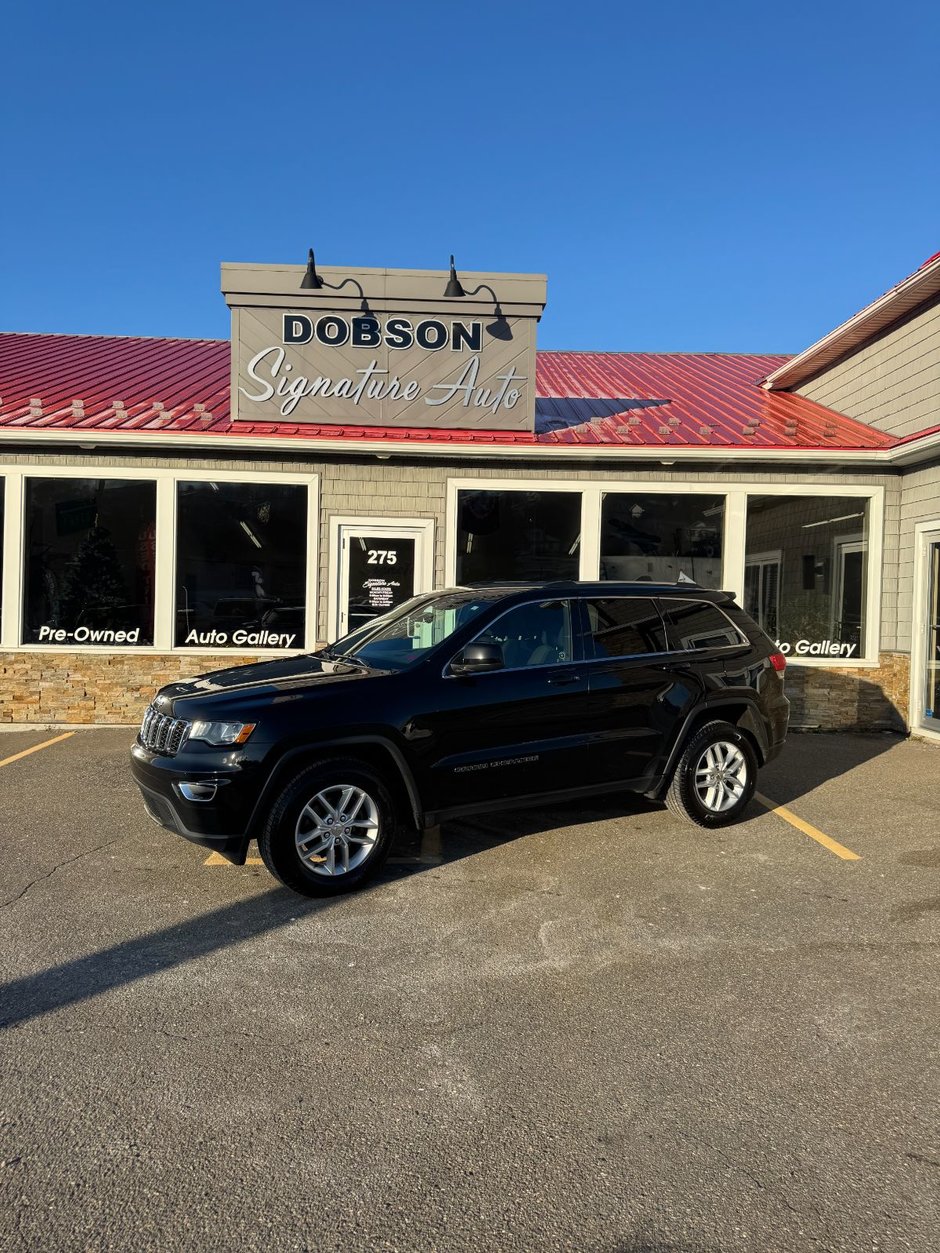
xmin=188 ymin=720 xmax=256 ymax=746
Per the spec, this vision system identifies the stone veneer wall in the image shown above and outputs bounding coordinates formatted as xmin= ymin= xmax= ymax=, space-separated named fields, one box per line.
xmin=0 ymin=653 xmax=258 ymax=725
xmin=782 ymin=651 xmax=909 ymax=731
xmin=0 ymin=649 xmax=912 ymax=731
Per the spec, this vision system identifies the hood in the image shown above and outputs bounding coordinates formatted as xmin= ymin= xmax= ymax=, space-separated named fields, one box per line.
xmin=153 ymin=652 xmax=385 ymax=715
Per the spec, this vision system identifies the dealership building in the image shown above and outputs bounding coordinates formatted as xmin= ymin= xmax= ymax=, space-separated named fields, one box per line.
xmin=0 ymin=250 xmax=938 ymax=737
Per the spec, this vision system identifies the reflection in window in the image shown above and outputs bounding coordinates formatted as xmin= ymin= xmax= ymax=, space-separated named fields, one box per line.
xmin=745 ymin=496 xmax=869 ymax=657
xmin=176 ymin=482 xmax=307 ymax=649
xmin=23 ymin=478 xmax=156 ymax=645
xmin=600 ymin=494 xmax=724 ymax=587
xmin=456 ymin=490 xmax=581 ymax=584
xmin=586 ymin=598 xmax=667 ymax=657
xmin=659 ymin=599 xmax=744 ymax=650
xmin=744 ymin=552 xmax=781 ymax=637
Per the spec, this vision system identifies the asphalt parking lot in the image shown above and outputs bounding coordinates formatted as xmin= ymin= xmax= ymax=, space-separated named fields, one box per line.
xmin=1 ymin=728 xmax=938 ymax=1252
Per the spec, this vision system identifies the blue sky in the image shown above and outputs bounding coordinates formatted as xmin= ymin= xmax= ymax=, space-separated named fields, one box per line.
xmin=1 ymin=0 xmax=937 ymax=354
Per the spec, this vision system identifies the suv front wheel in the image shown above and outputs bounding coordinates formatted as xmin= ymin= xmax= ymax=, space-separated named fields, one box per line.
xmin=666 ymin=720 xmax=758 ymax=828
xmin=259 ymin=759 xmax=397 ymax=896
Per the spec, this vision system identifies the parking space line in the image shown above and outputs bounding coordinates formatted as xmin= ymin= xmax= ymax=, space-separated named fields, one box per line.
xmin=754 ymin=792 xmax=861 ymax=861
xmin=0 ymin=731 xmax=74 ymax=770
xmin=204 ymin=852 xmax=264 ymax=866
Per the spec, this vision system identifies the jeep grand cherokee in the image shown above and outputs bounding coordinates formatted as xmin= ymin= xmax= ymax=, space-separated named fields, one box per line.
xmin=130 ymin=582 xmax=789 ymax=897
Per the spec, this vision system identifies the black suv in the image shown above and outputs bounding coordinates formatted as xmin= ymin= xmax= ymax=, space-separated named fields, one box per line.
xmin=130 ymin=582 xmax=789 ymax=897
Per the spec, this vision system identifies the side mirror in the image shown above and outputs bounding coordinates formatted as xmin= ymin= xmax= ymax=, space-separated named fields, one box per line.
xmin=450 ymin=641 xmax=504 ymax=676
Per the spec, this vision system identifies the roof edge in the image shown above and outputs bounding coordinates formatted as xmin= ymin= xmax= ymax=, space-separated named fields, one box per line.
xmin=762 ymin=252 xmax=940 ymax=392
xmin=0 ymin=423 xmax=911 ymax=465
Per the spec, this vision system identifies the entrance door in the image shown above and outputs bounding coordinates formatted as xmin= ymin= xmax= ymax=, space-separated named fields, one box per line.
xmin=331 ymin=519 xmax=434 ymax=640
xmin=918 ymin=533 xmax=940 ymax=731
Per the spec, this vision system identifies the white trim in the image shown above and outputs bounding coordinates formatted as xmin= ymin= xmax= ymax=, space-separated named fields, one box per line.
xmin=328 ymin=515 xmax=434 ymax=640
xmin=762 ymin=254 xmax=940 ymax=391
xmin=578 ymin=486 xmax=602 ymax=582
xmin=1 ymin=422 xmax=932 ymax=466
xmin=0 ymin=472 xmax=23 ymax=649
xmin=0 ymin=462 xmax=319 ymax=657
xmin=444 ymin=477 xmax=885 ymax=667
xmin=909 ymin=521 xmax=940 ymax=736
xmin=724 ymin=491 xmax=748 ymax=604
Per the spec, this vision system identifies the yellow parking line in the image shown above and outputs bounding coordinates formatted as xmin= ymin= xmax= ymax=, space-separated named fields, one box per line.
xmin=204 ymin=852 xmax=264 ymax=866
xmin=754 ymin=792 xmax=861 ymax=861
xmin=0 ymin=731 xmax=74 ymax=770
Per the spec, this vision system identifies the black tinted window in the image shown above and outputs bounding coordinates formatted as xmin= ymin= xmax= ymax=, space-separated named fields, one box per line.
xmin=23 ymin=477 xmax=156 ymax=646
xmin=586 ymin=598 xmax=666 ymax=658
xmin=475 ymin=600 xmax=573 ymax=669
xmin=659 ymin=599 xmax=743 ymax=650
xmin=175 ymin=481 xmax=307 ymax=649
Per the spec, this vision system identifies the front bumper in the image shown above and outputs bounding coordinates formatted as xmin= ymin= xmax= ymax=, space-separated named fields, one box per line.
xmin=130 ymin=741 xmax=263 ymax=864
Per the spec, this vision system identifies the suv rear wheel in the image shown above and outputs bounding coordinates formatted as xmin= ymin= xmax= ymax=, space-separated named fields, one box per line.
xmin=258 ymin=759 xmax=397 ymax=896
xmin=666 ymin=720 xmax=757 ymax=828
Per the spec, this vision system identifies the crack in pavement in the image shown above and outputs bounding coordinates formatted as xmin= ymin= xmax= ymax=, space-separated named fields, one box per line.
xmin=0 ymin=838 xmax=125 ymax=911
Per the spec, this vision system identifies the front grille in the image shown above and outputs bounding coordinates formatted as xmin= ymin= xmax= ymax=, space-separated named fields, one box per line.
xmin=140 ymin=705 xmax=190 ymax=756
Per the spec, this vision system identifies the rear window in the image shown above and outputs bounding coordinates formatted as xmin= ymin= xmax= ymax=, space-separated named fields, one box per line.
xmin=585 ymin=598 xmax=667 ymax=658
xmin=658 ymin=599 xmax=745 ymax=651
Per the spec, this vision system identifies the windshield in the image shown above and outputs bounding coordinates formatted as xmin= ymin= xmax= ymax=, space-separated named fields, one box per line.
xmin=322 ymin=591 xmax=498 ymax=671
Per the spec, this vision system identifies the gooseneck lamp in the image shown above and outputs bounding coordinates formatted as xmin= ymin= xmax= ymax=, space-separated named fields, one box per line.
xmin=443 ymin=254 xmax=467 ymax=298
xmin=443 ymin=254 xmax=510 ymax=339
xmin=299 ymin=247 xmax=369 ymax=310
xmin=300 ymin=248 xmax=324 ymax=290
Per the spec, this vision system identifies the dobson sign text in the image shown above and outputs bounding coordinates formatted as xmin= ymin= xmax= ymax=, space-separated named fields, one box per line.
xmin=224 ymin=263 xmax=545 ymax=432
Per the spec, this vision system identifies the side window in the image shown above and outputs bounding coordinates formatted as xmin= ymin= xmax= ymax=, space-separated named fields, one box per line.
xmin=658 ymin=599 xmax=744 ymax=651
xmin=474 ymin=600 xmax=573 ymax=669
xmin=585 ymin=598 xmax=667 ymax=658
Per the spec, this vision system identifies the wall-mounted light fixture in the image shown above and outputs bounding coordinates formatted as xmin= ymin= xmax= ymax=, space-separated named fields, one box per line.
xmin=300 ymin=248 xmax=324 ymax=289
xmin=443 ymin=255 xmax=512 ymax=340
xmin=444 ymin=255 xmax=466 ymax=298
xmin=299 ymin=247 xmax=370 ymax=310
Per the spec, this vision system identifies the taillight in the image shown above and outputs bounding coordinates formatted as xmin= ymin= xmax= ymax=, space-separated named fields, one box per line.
xmin=769 ymin=652 xmax=787 ymax=673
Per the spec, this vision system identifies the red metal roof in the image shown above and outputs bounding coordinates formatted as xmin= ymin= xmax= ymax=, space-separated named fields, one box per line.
xmin=0 ymin=331 xmax=895 ymax=451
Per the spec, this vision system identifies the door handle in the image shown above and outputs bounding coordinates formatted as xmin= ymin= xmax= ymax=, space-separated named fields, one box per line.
xmin=547 ymin=672 xmax=582 ymax=686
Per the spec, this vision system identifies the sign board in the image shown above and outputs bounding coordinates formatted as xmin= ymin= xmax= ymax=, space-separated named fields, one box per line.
xmin=345 ymin=534 xmax=417 ymax=632
xmin=223 ymin=263 xmax=546 ymax=431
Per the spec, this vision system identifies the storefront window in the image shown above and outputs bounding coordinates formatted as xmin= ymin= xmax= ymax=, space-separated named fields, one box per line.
xmin=176 ymin=481 xmax=308 ymax=649
xmin=600 ymin=493 xmax=724 ymax=587
xmin=455 ymin=490 xmax=581 ymax=584
xmin=745 ymin=495 xmax=870 ymax=660
xmin=23 ymin=478 xmax=156 ymax=645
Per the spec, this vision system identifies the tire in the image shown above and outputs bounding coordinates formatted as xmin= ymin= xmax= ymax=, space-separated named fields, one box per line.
xmin=258 ymin=758 xmax=398 ymax=897
xmin=665 ymin=720 xmax=758 ymax=829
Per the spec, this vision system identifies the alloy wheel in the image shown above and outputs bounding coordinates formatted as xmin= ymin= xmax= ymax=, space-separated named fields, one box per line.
xmin=693 ymin=740 xmax=749 ymax=813
xmin=294 ymin=784 xmax=380 ymax=876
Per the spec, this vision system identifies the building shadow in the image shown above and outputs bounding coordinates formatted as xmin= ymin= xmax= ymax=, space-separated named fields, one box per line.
xmin=755 ymin=725 xmax=904 ymax=807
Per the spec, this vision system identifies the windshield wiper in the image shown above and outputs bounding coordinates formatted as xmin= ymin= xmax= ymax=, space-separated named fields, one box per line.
xmin=316 ymin=645 xmax=359 ymax=663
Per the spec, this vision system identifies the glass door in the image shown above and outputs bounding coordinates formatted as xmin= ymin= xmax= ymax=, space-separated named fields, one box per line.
xmin=332 ymin=520 xmax=434 ymax=639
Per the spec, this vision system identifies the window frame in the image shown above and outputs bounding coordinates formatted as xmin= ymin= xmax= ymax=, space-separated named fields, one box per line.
xmin=0 ymin=465 xmax=319 ymax=655
xmin=445 ymin=596 xmax=581 ymax=677
xmin=445 ymin=478 xmax=884 ymax=667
